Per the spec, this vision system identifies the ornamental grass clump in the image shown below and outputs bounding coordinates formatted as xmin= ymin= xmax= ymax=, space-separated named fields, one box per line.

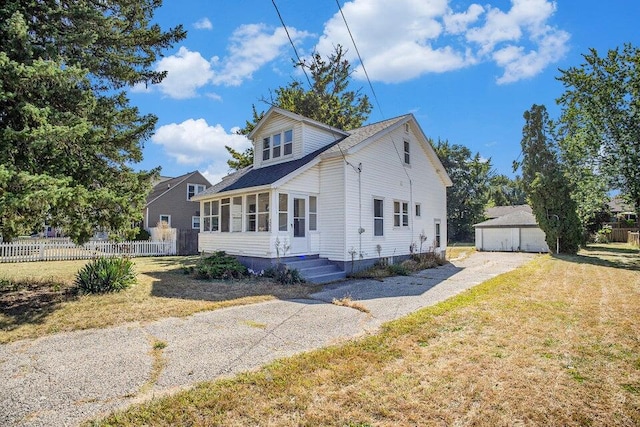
xmin=75 ymin=257 xmax=136 ymax=294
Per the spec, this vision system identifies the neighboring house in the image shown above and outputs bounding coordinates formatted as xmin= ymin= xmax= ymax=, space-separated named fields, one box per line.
xmin=144 ymin=171 xmax=211 ymax=232
xmin=193 ymin=107 xmax=452 ymax=282
xmin=474 ymin=209 xmax=549 ymax=253
xmin=608 ymin=197 xmax=638 ymax=225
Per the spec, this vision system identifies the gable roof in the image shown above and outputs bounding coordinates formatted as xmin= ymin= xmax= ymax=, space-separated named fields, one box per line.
xmin=474 ymin=210 xmax=540 ymax=228
xmin=146 ymin=171 xmax=210 ymax=207
xmin=323 ymin=114 xmax=452 ymax=187
xmin=485 ymin=204 xmax=532 ymax=219
xmin=248 ymin=106 xmax=349 ymax=140
xmin=196 ymin=110 xmax=453 ymax=198
xmin=608 ymin=197 xmax=635 ymax=213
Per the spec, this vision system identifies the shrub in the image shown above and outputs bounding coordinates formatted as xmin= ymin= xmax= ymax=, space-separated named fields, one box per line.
xmin=75 ymin=257 xmax=136 ymax=294
xmin=387 ymin=264 xmax=410 ymax=276
xmin=192 ymin=252 xmax=248 ymax=280
xmin=264 ymin=264 xmax=305 ymax=285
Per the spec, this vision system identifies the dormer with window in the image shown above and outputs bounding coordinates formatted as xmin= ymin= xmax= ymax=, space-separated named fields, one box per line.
xmin=249 ymin=107 xmax=349 ymax=169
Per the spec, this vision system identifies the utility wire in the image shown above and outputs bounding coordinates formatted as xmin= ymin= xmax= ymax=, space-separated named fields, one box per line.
xmin=271 ymin=0 xmax=313 ymax=87
xmin=335 ymin=0 xmax=383 ymax=116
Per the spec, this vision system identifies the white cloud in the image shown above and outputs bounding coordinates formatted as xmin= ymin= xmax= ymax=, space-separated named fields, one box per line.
xmin=194 ymin=17 xmax=213 ymax=30
xmin=151 ymin=119 xmax=252 ymax=183
xmin=314 ymin=0 xmax=569 ymax=84
xmin=155 ymin=47 xmax=214 ymax=99
xmin=444 ymin=4 xmax=484 ymax=35
xmin=211 ymin=24 xmax=313 ymax=86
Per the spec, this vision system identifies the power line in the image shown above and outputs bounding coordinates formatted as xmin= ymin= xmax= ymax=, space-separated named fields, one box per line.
xmin=334 ymin=0 xmax=383 ymax=117
xmin=271 ymin=0 xmax=313 ymax=87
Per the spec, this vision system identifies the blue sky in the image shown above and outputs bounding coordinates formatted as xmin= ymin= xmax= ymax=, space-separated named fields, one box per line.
xmin=129 ymin=0 xmax=640 ymax=184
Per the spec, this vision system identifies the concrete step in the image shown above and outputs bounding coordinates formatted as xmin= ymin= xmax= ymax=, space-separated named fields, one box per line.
xmin=304 ymin=270 xmax=347 ymax=284
xmin=283 ymin=257 xmax=346 ymax=284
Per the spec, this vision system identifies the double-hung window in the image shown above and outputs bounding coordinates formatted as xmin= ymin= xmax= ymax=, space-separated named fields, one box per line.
xmin=263 ymin=129 xmax=293 ymax=161
xmin=262 ymin=137 xmax=270 ymax=161
xmin=394 ymin=201 xmax=409 ymax=227
xmin=403 ymin=141 xmax=410 ymax=165
xmin=203 ymin=201 xmax=219 ymax=231
xmin=187 ymin=183 xmax=206 ymax=200
xmin=279 ymin=194 xmax=288 ymax=231
xmin=374 ymin=199 xmax=384 ymax=236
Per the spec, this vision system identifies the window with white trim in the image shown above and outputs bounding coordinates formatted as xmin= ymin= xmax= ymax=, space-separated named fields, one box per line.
xmin=187 ymin=183 xmax=206 ymax=200
xmin=202 ymin=201 xmax=220 ymax=232
xmin=403 ymin=140 xmax=410 ymax=165
xmin=257 ymin=193 xmax=269 ymax=231
xmin=232 ymin=197 xmax=242 ymax=232
xmin=309 ymin=196 xmax=317 ymax=231
xmin=262 ymin=137 xmax=270 ymax=161
xmin=279 ymin=193 xmax=288 ymax=231
xmin=394 ymin=201 xmax=409 ymax=227
xmin=159 ymin=214 xmax=171 ymax=226
xmin=435 ymin=220 xmax=441 ymax=248
xmin=415 ymin=203 xmax=421 ymax=217
xmin=374 ymin=198 xmax=384 ymax=236
xmin=192 ymin=216 xmax=200 ymax=229
xmin=263 ymin=129 xmax=293 ymax=161
xmin=220 ymin=198 xmax=230 ymax=232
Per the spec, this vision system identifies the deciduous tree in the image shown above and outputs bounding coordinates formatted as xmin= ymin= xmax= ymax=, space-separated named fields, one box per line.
xmin=557 ymin=44 xmax=640 ymax=220
xmin=434 ymin=140 xmax=491 ymax=242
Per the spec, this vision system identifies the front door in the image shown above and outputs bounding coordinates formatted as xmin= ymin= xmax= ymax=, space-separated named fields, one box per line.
xmin=291 ymin=196 xmax=308 ymax=254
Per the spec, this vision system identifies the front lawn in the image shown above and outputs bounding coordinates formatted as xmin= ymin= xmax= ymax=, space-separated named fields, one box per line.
xmin=0 ymin=257 xmax=320 ymax=343
xmin=95 ymin=244 xmax=640 ymax=426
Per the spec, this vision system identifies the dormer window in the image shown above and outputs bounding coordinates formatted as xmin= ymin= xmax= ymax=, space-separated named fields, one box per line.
xmin=262 ymin=137 xmax=270 ymax=161
xmin=284 ymin=129 xmax=293 ymax=155
xmin=273 ymin=133 xmax=281 ymax=158
xmin=262 ymin=129 xmax=293 ymax=161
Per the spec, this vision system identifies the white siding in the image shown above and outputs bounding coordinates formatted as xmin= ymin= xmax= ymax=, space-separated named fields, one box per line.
xmin=279 ymin=165 xmax=320 ymax=193
xmin=520 ymin=227 xmax=549 ymax=252
xmin=199 ymin=232 xmax=275 ymax=257
xmin=342 ymin=126 xmax=448 ymax=261
xmin=302 ymin=122 xmax=341 ymax=155
xmin=318 ymin=158 xmax=346 ymax=261
xmin=253 ymin=114 xmax=299 ymax=169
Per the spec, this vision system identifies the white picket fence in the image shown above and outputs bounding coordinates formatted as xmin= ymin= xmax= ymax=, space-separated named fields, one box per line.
xmin=0 ymin=239 xmax=177 ymax=263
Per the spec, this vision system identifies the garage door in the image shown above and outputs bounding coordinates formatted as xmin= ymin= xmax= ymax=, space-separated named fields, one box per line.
xmin=478 ymin=228 xmax=518 ymax=251
xmin=520 ymin=227 xmax=549 ymax=252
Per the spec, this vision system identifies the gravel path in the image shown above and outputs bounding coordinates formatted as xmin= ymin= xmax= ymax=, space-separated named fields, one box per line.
xmin=0 ymin=251 xmax=535 ymax=426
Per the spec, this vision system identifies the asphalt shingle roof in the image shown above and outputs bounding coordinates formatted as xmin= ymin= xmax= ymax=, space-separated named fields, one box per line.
xmin=197 ymin=115 xmax=415 ymax=197
xmin=484 ymin=204 xmax=532 ymax=219
xmin=474 ymin=210 xmax=540 ymax=228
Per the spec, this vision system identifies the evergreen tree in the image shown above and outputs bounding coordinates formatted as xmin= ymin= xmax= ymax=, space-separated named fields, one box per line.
xmin=515 ymin=105 xmax=582 ymax=254
xmin=0 ymin=2 xmax=185 ymax=243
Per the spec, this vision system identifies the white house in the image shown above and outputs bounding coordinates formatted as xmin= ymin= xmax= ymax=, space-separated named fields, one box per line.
xmin=193 ymin=107 xmax=452 ymax=282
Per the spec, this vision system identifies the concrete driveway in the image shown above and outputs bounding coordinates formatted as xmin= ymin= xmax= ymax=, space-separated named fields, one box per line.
xmin=0 ymin=251 xmax=535 ymax=426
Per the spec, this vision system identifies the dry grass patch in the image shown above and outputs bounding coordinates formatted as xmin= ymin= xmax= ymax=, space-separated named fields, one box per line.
xmin=332 ymin=296 xmax=370 ymax=314
xmin=95 ymin=245 xmax=640 ymax=426
xmin=0 ymin=257 xmax=320 ymax=343
xmin=446 ymin=243 xmax=476 ymax=260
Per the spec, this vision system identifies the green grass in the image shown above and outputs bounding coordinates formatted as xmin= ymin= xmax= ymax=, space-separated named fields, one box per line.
xmin=92 ymin=245 xmax=640 ymax=426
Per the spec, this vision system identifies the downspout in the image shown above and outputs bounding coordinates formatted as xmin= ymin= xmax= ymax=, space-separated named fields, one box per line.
xmin=357 ymin=163 xmax=363 ymax=260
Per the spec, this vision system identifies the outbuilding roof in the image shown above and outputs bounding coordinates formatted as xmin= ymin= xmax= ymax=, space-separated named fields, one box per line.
xmin=484 ymin=204 xmax=532 ymax=219
xmin=474 ymin=210 xmax=540 ymax=228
